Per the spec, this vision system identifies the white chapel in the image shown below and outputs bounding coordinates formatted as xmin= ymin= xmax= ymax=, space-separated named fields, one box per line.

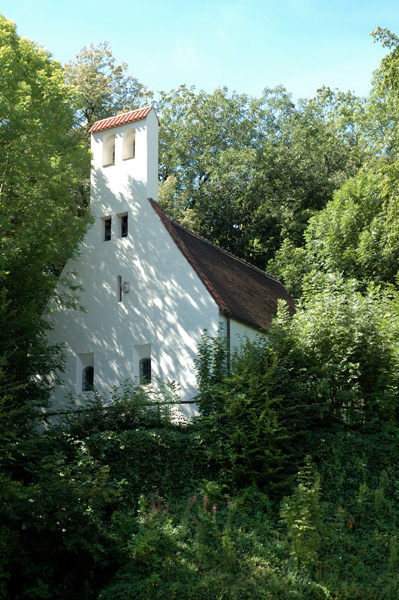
xmin=46 ymin=107 xmax=294 ymax=416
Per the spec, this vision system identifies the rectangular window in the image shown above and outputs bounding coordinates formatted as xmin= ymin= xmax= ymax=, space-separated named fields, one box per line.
xmin=104 ymin=218 xmax=111 ymax=241
xmin=139 ymin=358 xmax=151 ymax=384
xmin=121 ymin=215 xmax=128 ymax=237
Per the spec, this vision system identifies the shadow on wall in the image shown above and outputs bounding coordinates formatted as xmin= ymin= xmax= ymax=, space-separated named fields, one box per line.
xmin=53 ymin=169 xmax=219 ymax=417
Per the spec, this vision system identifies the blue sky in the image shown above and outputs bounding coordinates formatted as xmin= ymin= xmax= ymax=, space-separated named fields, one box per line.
xmin=2 ymin=0 xmax=399 ymax=100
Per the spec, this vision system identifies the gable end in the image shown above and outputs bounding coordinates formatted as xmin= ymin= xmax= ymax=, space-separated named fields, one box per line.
xmin=148 ymin=198 xmax=231 ymax=313
xmin=148 ymin=199 xmax=296 ymax=330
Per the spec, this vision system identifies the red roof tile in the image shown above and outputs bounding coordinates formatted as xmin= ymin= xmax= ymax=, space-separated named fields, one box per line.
xmin=89 ymin=106 xmax=154 ymax=133
xmin=149 ymin=199 xmax=295 ymax=330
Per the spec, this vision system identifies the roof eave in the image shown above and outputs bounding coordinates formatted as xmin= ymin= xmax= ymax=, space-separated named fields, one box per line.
xmin=89 ymin=106 xmax=157 ymax=134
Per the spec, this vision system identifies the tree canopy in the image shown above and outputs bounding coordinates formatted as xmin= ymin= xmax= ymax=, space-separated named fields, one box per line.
xmin=0 ymin=15 xmax=91 ymax=408
xmin=156 ymin=84 xmax=366 ymax=268
xmin=64 ymin=41 xmax=152 ymax=131
xmin=270 ymin=28 xmax=399 ymax=297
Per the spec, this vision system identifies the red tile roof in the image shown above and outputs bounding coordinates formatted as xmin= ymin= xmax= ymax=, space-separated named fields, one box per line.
xmin=89 ymin=106 xmax=154 ymax=133
xmin=149 ymin=199 xmax=295 ymax=330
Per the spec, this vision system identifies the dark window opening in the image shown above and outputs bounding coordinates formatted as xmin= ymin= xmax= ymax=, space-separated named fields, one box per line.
xmin=139 ymin=358 xmax=151 ymax=384
xmin=104 ymin=218 xmax=111 ymax=241
xmin=82 ymin=366 xmax=94 ymax=391
xmin=121 ymin=215 xmax=128 ymax=237
xmin=117 ymin=275 xmax=122 ymax=302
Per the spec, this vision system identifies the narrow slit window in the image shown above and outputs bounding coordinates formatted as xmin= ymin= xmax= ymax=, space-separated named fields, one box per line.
xmin=104 ymin=218 xmax=111 ymax=241
xmin=121 ymin=215 xmax=128 ymax=237
xmin=117 ymin=275 xmax=122 ymax=302
xmin=139 ymin=358 xmax=151 ymax=384
xmin=82 ymin=366 xmax=94 ymax=391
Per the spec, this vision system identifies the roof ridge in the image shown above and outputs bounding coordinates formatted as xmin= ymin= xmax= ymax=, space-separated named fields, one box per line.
xmin=93 ymin=106 xmax=153 ymax=125
xmin=89 ymin=106 xmax=155 ymax=133
xmin=148 ymin=199 xmax=231 ymax=314
xmin=169 ymin=216 xmax=281 ymax=284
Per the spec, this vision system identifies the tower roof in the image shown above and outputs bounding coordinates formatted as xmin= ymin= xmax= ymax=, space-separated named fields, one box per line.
xmin=149 ymin=199 xmax=295 ymax=330
xmin=89 ymin=106 xmax=154 ymax=133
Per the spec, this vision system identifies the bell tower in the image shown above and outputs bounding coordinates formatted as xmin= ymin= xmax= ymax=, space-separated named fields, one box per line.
xmin=89 ymin=106 xmax=159 ymax=205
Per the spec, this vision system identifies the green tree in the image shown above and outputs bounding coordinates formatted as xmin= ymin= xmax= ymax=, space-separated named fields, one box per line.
xmin=271 ymin=164 xmax=399 ymax=297
xmin=270 ymin=29 xmax=399 ymax=296
xmin=156 ymin=84 xmax=281 ymax=267
xmin=276 ymin=86 xmax=366 ymax=244
xmin=358 ymin=27 xmax=399 ymax=159
xmin=271 ymin=279 xmax=399 ymax=433
xmin=64 ymin=41 xmax=152 ymax=131
xmin=0 ymin=15 xmax=91 ymax=409
xmin=156 ymin=85 xmax=365 ymax=268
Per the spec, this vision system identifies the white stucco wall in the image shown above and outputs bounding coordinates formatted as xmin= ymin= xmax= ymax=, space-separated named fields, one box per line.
xmin=219 ymin=314 xmax=267 ymax=353
xmin=47 ymin=110 xmax=220 ymax=418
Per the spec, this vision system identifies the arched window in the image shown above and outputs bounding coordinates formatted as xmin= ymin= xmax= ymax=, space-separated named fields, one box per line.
xmin=123 ymin=129 xmax=136 ymax=160
xmin=82 ymin=366 xmax=94 ymax=391
xmin=103 ymin=134 xmax=116 ymax=166
xmin=139 ymin=358 xmax=151 ymax=384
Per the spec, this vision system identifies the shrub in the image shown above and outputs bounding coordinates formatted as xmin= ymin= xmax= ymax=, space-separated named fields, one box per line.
xmin=195 ymin=333 xmax=287 ymax=492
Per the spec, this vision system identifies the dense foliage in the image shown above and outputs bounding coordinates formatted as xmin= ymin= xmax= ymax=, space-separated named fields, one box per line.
xmin=270 ymin=28 xmax=399 ymax=297
xmin=155 ymin=85 xmax=365 ymax=268
xmin=271 ymin=165 xmax=399 ymax=296
xmin=195 ymin=333 xmax=287 ymax=491
xmin=4 ymin=332 xmax=399 ymax=599
xmin=0 ymin=16 xmax=91 ymax=412
xmin=0 ymin=384 xmax=208 ymax=600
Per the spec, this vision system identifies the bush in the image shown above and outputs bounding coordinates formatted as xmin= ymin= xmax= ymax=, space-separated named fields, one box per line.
xmin=61 ymin=378 xmax=181 ymax=437
xmin=194 ymin=333 xmax=287 ymax=492
xmin=99 ymin=486 xmax=330 ymax=600
xmin=0 ymin=380 xmax=206 ymax=600
xmin=271 ymin=279 xmax=399 ymax=434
